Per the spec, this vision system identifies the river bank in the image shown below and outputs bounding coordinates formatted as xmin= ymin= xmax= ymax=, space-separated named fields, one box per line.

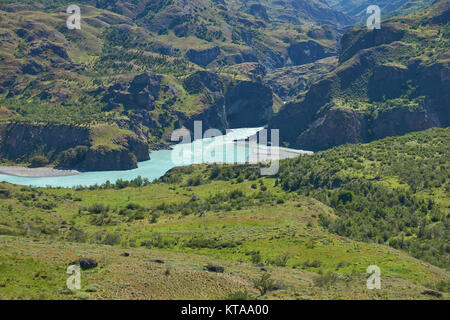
xmin=0 ymin=128 xmax=312 ymax=187
xmin=0 ymin=166 xmax=81 ymax=178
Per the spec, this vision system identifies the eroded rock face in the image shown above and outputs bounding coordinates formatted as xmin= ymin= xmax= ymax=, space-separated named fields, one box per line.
xmin=264 ymin=57 xmax=338 ymax=101
xmin=225 ymin=81 xmax=273 ymax=128
xmin=273 ymin=94 xmax=441 ymax=151
xmin=0 ymin=123 xmax=90 ymax=161
xmin=249 ymin=4 xmax=270 ymax=21
xmin=288 ymin=40 xmax=335 ymax=65
xmin=114 ymin=134 xmax=150 ymax=163
xmin=102 ymin=72 xmax=162 ymax=110
xmin=295 ymin=107 xmax=364 ymax=150
xmin=269 ymin=8 xmax=450 ymax=151
xmin=0 ymin=123 xmax=150 ymax=172
xmin=178 ymin=70 xmax=274 ymax=132
xmin=340 ymin=24 xmax=407 ymax=63
xmin=57 ymin=133 xmax=149 ymax=171
xmin=294 ymin=107 xmax=433 ymax=151
xmin=183 ymin=71 xmax=223 ymax=95
xmin=185 ymin=46 xmax=220 ymax=66
xmin=75 ymin=145 xmax=138 ymax=171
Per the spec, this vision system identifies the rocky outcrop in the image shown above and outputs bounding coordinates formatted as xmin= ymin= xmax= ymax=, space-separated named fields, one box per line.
xmin=264 ymin=57 xmax=338 ymax=101
xmin=249 ymin=4 xmax=270 ymax=21
xmin=101 ymin=72 xmax=162 ymax=111
xmin=288 ymin=40 xmax=336 ymax=65
xmin=185 ymin=46 xmax=220 ymax=66
xmin=57 ymin=133 xmax=149 ymax=171
xmin=183 ymin=71 xmax=223 ymax=95
xmin=270 ymin=56 xmax=449 ymax=151
xmin=178 ymin=71 xmax=228 ymax=132
xmin=178 ymin=70 xmax=274 ymax=132
xmin=70 ymin=145 xmax=138 ymax=171
xmin=339 ymin=24 xmax=407 ymax=63
xmin=21 ymin=60 xmax=47 ymax=75
xmin=269 ymin=2 xmax=450 ymax=151
xmin=0 ymin=123 xmax=90 ymax=161
xmin=293 ymin=106 xmax=434 ymax=151
xmin=0 ymin=123 xmax=150 ymax=171
xmin=225 ymin=81 xmax=273 ymax=128
xmin=29 ymin=40 xmax=71 ymax=61
xmin=114 ymin=133 xmax=150 ymax=163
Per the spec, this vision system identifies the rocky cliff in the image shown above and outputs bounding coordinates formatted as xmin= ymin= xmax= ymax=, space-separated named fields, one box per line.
xmin=0 ymin=123 xmax=150 ymax=171
xmin=0 ymin=123 xmax=90 ymax=162
xmin=269 ymin=0 xmax=450 ymax=150
xmin=177 ymin=69 xmax=274 ymax=132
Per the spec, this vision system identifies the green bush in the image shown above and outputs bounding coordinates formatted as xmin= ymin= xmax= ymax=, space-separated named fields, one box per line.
xmin=102 ymin=232 xmax=121 ymax=246
xmin=267 ymin=254 xmax=289 ymax=267
xmin=224 ymin=289 xmax=250 ymax=300
xmin=253 ymin=273 xmax=275 ymax=296
xmin=313 ymin=272 xmax=339 ymax=287
xmin=88 ymin=203 xmax=109 ymax=214
xmin=29 ymin=156 xmax=49 ymax=168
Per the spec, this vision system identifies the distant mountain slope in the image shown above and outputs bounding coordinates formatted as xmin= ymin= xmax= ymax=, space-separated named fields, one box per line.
xmin=0 ymin=0 xmax=353 ymax=168
xmin=269 ymin=0 xmax=450 ymax=151
xmin=327 ymin=0 xmax=436 ymax=22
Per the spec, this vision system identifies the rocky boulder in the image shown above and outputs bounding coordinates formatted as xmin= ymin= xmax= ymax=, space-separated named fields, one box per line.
xmin=204 ymin=265 xmax=224 ymax=273
xmin=71 ymin=258 xmax=98 ymax=270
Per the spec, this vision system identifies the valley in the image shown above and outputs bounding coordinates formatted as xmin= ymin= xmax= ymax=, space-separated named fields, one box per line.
xmin=0 ymin=0 xmax=448 ymax=302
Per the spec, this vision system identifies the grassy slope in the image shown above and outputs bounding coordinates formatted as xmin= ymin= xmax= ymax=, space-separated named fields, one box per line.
xmin=3 ymin=236 xmax=445 ymax=300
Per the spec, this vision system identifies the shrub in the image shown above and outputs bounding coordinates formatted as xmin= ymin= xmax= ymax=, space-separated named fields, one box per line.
xmin=29 ymin=156 xmax=49 ymax=168
xmin=186 ymin=175 xmax=204 ymax=186
xmin=102 ymin=232 xmax=121 ymax=246
xmin=250 ymin=251 xmax=262 ymax=264
xmin=267 ymin=254 xmax=289 ymax=267
xmin=303 ymin=259 xmax=322 ymax=268
xmin=88 ymin=203 xmax=109 ymax=214
xmin=313 ymin=272 xmax=339 ymax=287
xmin=436 ymin=280 xmax=450 ymax=293
xmin=66 ymin=228 xmax=87 ymax=243
xmin=253 ymin=273 xmax=275 ymax=296
xmin=224 ymin=290 xmax=250 ymax=300
xmin=85 ymin=284 xmax=102 ymax=293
